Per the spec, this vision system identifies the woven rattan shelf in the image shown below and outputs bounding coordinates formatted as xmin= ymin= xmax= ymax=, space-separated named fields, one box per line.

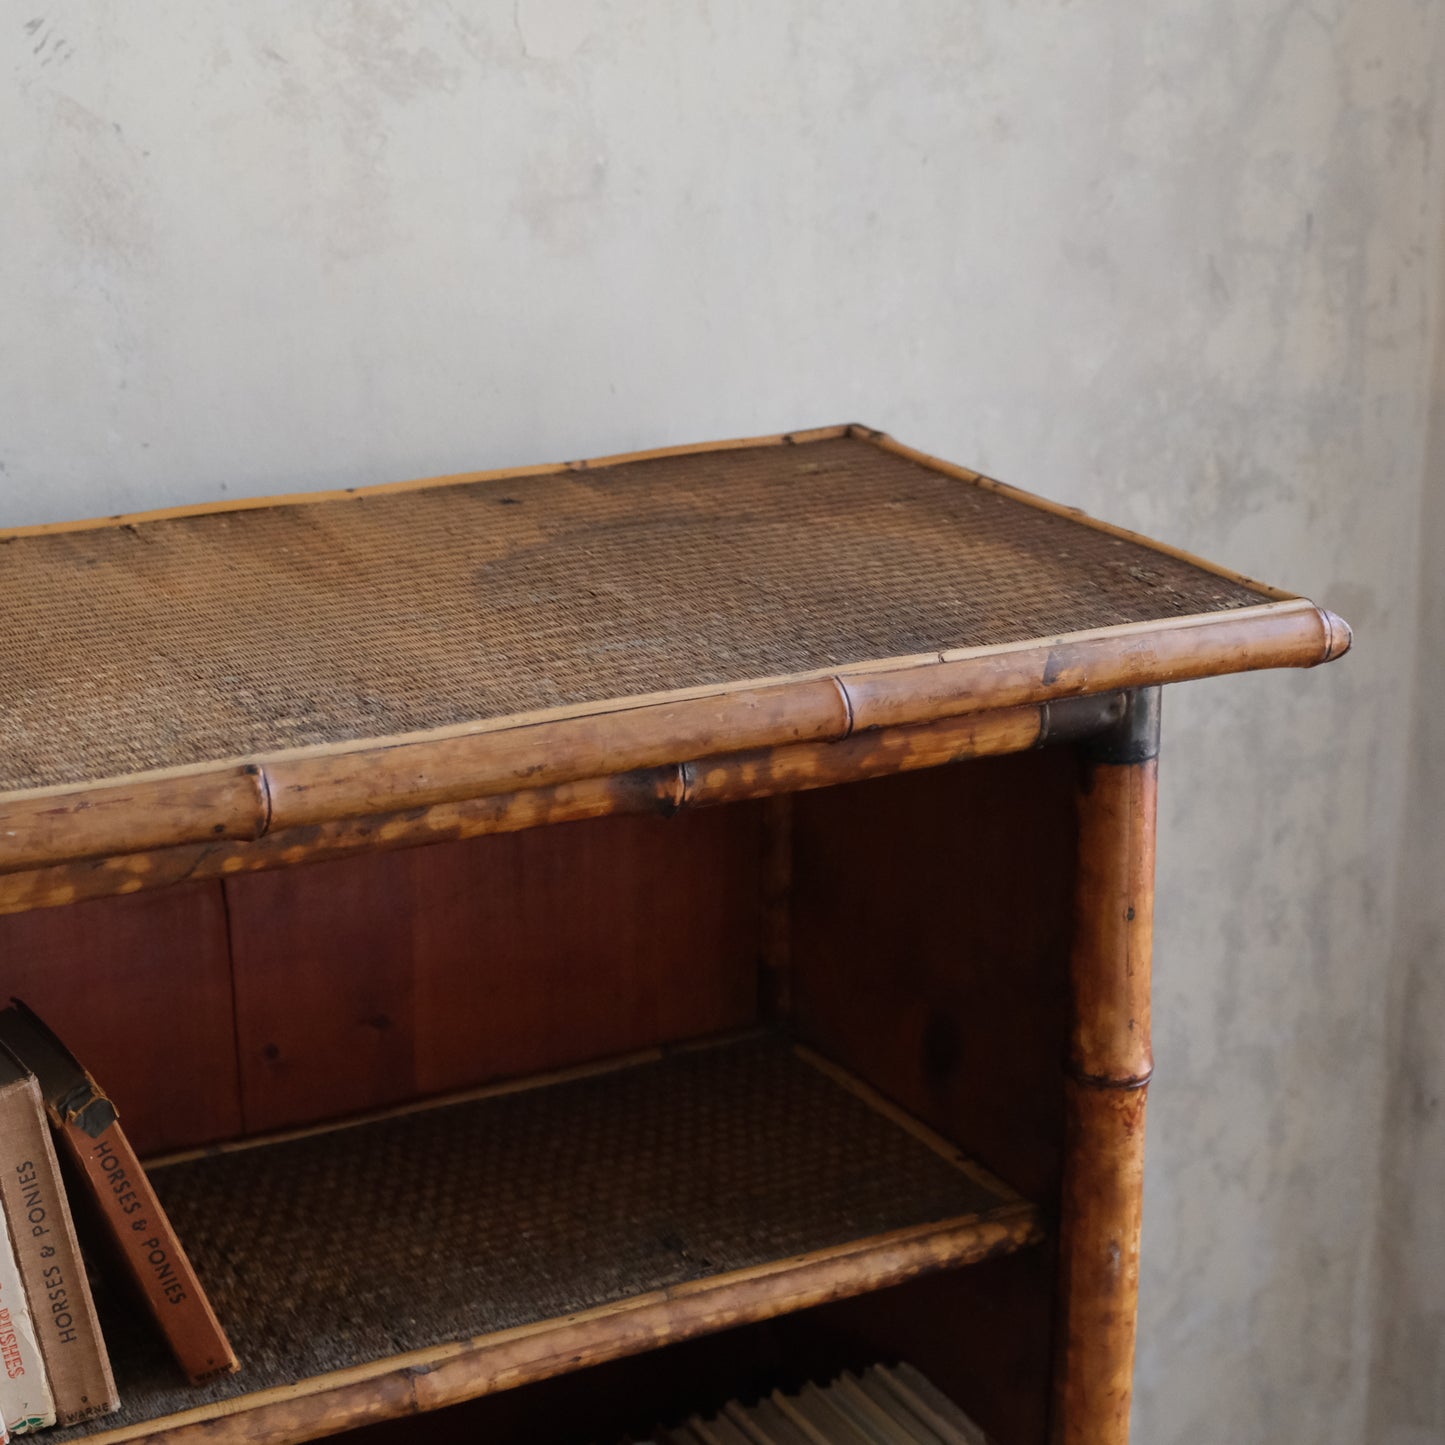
xmin=48 ymin=1035 xmax=1037 ymax=1445
xmin=0 ymin=424 xmax=1346 ymax=898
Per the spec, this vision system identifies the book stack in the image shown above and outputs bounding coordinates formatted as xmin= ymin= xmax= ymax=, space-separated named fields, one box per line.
xmin=635 ymin=1363 xmax=991 ymax=1445
xmin=0 ymin=1002 xmax=236 ymax=1438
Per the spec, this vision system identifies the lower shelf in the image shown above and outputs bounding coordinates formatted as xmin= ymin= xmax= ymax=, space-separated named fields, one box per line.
xmin=57 ymin=1034 xmax=1041 ymax=1445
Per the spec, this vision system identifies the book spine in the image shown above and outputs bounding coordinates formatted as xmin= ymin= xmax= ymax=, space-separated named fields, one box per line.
xmin=0 ymin=1200 xmax=53 ymax=1434
xmin=0 ymin=1079 xmax=117 ymax=1424
xmin=55 ymin=1120 xmax=237 ymax=1385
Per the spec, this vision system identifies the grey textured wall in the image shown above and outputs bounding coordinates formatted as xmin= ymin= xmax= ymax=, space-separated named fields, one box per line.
xmin=1372 ymin=199 xmax=1445 ymax=1445
xmin=2 ymin=5 xmax=1442 ymax=1441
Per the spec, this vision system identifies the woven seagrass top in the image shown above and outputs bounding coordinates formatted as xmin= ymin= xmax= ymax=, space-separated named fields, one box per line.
xmin=0 ymin=429 xmax=1274 ymax=795
xmin=53 ymin=1037 xmax=1022 ymax=1440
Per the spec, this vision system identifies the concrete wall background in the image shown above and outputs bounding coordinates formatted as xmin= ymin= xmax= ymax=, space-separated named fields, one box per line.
xmin=2 ymin=4 xmax=1441 ymax=1440
xmin=1370 ymin=166 xmax=1445 ymax=1445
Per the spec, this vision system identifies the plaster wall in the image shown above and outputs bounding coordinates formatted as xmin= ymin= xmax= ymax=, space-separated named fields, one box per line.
xmin=2 ymin=5 xmax=1442 ymax=1440
xmin=1369 ymin=133 xmax=1445 ymax=1445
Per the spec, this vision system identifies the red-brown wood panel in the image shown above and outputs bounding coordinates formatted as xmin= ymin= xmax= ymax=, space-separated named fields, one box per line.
xmin=0 ymin=883 xmax=241 ymax=1155
xmin=790 ymin=750 xmax=1078 ymax=1203
xmin=804 ymin=1253 xmax=1056 ymax=1445
xmin=227 ymin=846 xmax=421 ymax=1133
xmin=225 ymin=805 xmax=764 ymax=1134
xmin=788 ymin=751 xmax=1079 ymax=1445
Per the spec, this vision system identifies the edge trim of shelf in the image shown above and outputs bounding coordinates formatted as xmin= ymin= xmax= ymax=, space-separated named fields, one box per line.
xmin=143 ymin=1031 xmax=761 ymax=1169
xmin=0 ymin=700 xmax=1112 ymax=913
xmin=855 ymin=427 xmax=1300 ymax=603
xmin=0 ymin=426 xmax=859 ymax=541
xmin=68 ymin=1209 xmax=1041 ymax=1445
xmin=69 ymin=1035 xmax=1040 ymax=1445
xmin=0 ymin=424 xmax=1312 ymax=615
xmin=0 ymin=598 xmax=1349 ymax=879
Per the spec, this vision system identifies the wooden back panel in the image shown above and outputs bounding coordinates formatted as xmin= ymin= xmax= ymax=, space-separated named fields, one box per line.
xmin=790 ymin=750 xmax=1077 ymax=1200
xmin=788 ymin=750 xmax=1080 ymax=1445
xmin=0 ymin=806 xmax=765 ymax=1151
xmin=225 ymin=805 xmax=764 ymax=1132
xmin=0 ymin=882 xmax=241 ymax=1157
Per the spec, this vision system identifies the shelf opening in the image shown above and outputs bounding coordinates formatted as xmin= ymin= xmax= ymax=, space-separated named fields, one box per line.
xmin=53 ymin=1033 xmax=1041 ymax=1445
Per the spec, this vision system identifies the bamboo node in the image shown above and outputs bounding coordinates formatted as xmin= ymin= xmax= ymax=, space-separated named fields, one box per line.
xmin=247 ymin=765 xmax=275 ymax=837
xmin=1319 ymin=608 xmax=1353 ymax=662
xmin=831 ymin=676 xmax=857 ymax=738
xmin=1067 ymin=1066 xmax=1153 ymax=1091
xmin=663 ymin=764 xmax=688 ymax=814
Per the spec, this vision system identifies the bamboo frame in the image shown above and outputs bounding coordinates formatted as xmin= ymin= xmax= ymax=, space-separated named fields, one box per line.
xmin=0 ymin=601 xmax=1344 ymax=877
xmin=50 ymin=1225 xmax=1040 ymax=1445
xmin=0 ymin=696 xmax=1122 ymax=915
xmin=60 ymin=1220 xmax=1042 ymax=1445
xmin=1052 ymin=690 xmax=1159 ymax=1445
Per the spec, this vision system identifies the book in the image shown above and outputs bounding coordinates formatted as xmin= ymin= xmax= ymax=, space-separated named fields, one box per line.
xmin=0 ymin=1002 xmax=238 ymax=1386
xmin=869 ymin=1362 xmax=990 ymax=1443
xmin=641 ymin=1362 xmax=991 ymax=1444
xmin=0 ymin=1194 xmax=52 ymax=1434
xmin=0 ymin=1046 xmax=117 ymax=1424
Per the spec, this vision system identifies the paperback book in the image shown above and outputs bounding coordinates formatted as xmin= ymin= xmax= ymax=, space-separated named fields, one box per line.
xmin=0 ymin=1002 xmax=238 ymax=1391
xmin=0 ymin=1049 xmax=116 ymax=1425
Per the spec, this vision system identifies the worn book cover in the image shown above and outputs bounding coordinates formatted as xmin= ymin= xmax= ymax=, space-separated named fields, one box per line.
xmin=0 ymin=1047 xmax=117 ymax=1424
xmin=0 ymin=1195 xmax=52 ymax=1434
xmin=0 ymin=1002 xmax=238 ymax=1386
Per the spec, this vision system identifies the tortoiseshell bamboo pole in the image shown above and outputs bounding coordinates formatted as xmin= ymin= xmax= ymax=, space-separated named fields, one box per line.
xmin=0 ymin=696 xmax=1125 ymax=915
xmin=0 ymin=599 xmax=1344 ymax=876
xmin=1053 ymin=688 xmax=1159 ymax=1445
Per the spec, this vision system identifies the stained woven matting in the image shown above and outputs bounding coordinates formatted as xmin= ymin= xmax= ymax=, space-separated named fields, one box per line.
xmin=0 ymin=433 xmax=1269 ymax=794
xmin=52 ymin=1037 xmax=1028 ymax=1441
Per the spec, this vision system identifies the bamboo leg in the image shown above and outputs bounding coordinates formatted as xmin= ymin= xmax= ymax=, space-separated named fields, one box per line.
xmin=1053 ymin=688 xmax=1159 ymax=1445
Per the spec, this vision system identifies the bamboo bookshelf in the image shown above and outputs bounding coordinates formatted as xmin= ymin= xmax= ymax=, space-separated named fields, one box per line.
xmin=0 ymin=425 xmax=1348 ymax=1445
